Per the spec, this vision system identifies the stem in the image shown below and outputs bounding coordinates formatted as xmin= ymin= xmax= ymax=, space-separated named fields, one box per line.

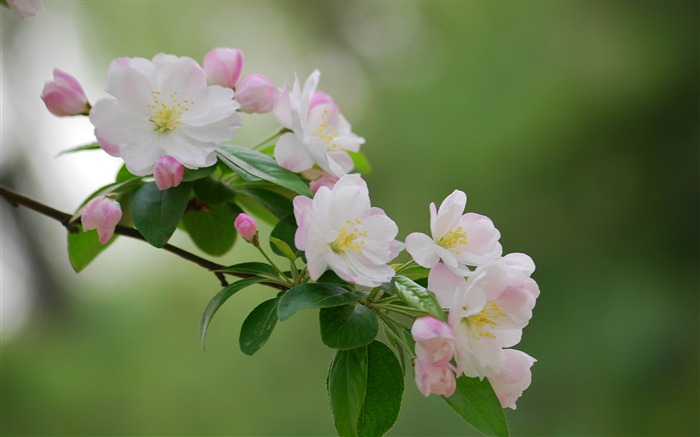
xmin=250 ymin=128 xmax=286 ymax=150
xmin=395 ymin=259 xmax=417 ymax=275
xmin=0 ymin=184 xmax=289 ymax=290
xmin=255 ymin=244 xmax=292 ymax=285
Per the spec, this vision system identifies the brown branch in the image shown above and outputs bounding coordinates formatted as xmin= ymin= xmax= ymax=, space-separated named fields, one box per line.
xmin=0 ymin=184 xmax=286 ymax=290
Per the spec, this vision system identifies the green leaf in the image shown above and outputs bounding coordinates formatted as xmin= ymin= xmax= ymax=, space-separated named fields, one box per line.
xmin=182 ymin=203 xmax=238 ymax=256
xmin=199 ymin=277 xmax=265 ymax=349
xmin=320 ymin=303 xmax=379 ymax=350
xmin=270 ymin=213 xmax=303 ymax=259
xmin=217 ymin=144 xmax=312 ymax=196
xmin=238 ymin=187 xmax=293 ymax=219
xmin=217 ymin=262 xmax=280 ymax=279
xmin=393 ymin=263 xmax=430 ymax=280
xmin=392 ymin=275 xmax=445 ymax=321
xmin=328 ymin=346 xmax=368 ymax=437
xmin=67 ymin=227 xmax=115 ymax=272
xmin=348 ymin=151 xmax=371 ymax=175
xmin=239 ymin=297 xmax=280 ymax=356
xmin=278 ymin=283 xmax=365 ymax=321
xmin=269 ymin=236 xmax=297 ymax=261
xmin=116 ymin=164 xmax=139 ymax=183
xmin=182 ymin=163 xmax=217 ymax=182
xmin=130 ymin=182 xmax=191 ymax=247
xmin=357 ymin=341 xmax=404 ymax=437
xmin=192 ymin=176 xmax=236 ymax=205
xmin=443 ymin=376 xmax=509 ymax=437
xmin=56 ymin=142 xmax=101 ymax=157
xmin=71 ymin=178 xmax=143 ymax=223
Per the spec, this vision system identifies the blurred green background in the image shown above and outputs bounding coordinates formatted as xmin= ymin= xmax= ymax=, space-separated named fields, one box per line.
xmin=1 ymin=1 xmax=698 ymax=435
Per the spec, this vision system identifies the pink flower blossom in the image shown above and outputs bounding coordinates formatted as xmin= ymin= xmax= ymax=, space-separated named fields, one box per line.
xmin=488 ymin=349 xmax=536 ymax=409
xmin=6 ymin=0 xmax=44 ymax=19
xmin=41 ymin=69 xmax=90 ymax=117
xmin=234 ymin=213 xmax=259 ymax=244
xmin=81 ymin=195 xmax=122 ymax=245
xmin=414 ymin=358 xmax=457 ymax=397
xmin=412 ymin=316 xmax=455 ymax=366
xmin=203 ymin=48 xmax=244 ymax=89
xmin=153 ymin=156 xmax=184 ymax=190
xmin=309 ymin=173 xmax=339 ymax=194
xmin=236 ymin=73 xmax=276 ymax=114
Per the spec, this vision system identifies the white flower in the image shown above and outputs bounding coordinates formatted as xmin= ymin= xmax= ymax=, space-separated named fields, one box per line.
xmin=293 ymin=174 xmax=401 ymax=287
xmin=89 ymin=54 xmax=242 ymax=176
xmin=406 ymin=190 xmax=502 ymax=276
xmin=274 ymin=70 xmax=364 ymax=177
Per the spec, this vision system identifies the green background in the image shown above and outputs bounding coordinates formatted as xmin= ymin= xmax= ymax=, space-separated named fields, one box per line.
xmin=1 ymin=1 xmax=698 ymax=435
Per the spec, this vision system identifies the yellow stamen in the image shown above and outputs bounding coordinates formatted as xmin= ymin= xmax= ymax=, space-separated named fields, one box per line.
xmin=147 ymin=90 xmax=194 ymax=134
xmin=462 ymin=302 xmax=507 ymax=339
xmin=330 ymin=224 xmax=364 ymax=254
xmin=437 ymin=226 xmax=468 ymax=249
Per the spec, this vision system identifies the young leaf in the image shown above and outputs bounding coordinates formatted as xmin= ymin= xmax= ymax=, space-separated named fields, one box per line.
xmin=443 ymin=376 xmax=510 ymax=437
xmin=239 ymin=297 xmax=280 ymax=356
xmin=328 ymin=346 xmax=368 ymax=437
xmin=392 ymin=275 xmax=445 ymax=321
xmin=67 ymin=227 xmax=115 ymax=272
xmin=320 ymin=303 xmax=379 ymax=350
xmin=278 ymin=283 xmax=365 ymax=321
xmin=56 ymin=142 xmax=101 ymax=157
xmin=200 ymin=277 xmax=265 ymax=349
xmin=238 ymin=187 xmax=293 ymax=219
xmin=217 ymin=144 xmax=312 ymax=196
xmin=182 ymin=203 xmax=239 ymax=256
xmin=116 ymin=164 xmax=139 ymax=183
xmin=270 ymin=213 xmax=303 ymax=260
xmin=357 ymin=341 xmax=404 ymax=437
xmin=130 ymin=182 xmax=191 ymax=248
xmin=347 ymin=151 xmax=371 ymax=175
xmin=269 ymin=236 xmax=297 ymax=261
xmin=393 ymin=263 xmax=430 ymax=280
xmin=192 ymin=176 xmax=236 ymax=205
xmin=217 ymin=262 xmax=280 ymax=279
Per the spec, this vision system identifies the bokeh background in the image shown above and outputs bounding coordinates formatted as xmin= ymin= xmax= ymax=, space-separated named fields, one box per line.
xmin=1 ymin=1 xmax=698 ymax=435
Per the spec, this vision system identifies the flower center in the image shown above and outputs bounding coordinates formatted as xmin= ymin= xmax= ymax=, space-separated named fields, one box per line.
xmin=462 ymin=302 xmax=507 ymax=339
xmin=330 ymin=219 xmax=367 ymax=254
xmin=148 ymin=91 xmax=193 ymax=134
xmin=316 ymin=109 xmax=341 ymax=150
xmin=437 ymin=226 xmax=468 ymax=249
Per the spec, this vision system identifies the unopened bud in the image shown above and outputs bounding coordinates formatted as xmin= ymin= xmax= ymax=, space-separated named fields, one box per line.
xmin=203 ymin=47 xmax=244 ymax=89
xmin=41 ymin=69 xmax=90 ymax=117
xmin=81 ymin=195 xmax=122 ymax=244
xmin=153 ymin=156 xmax=184 ymax=190
xmin=236 ymin=73 xmax=276 ymax=114
xmin=234 ymin=213 xmax=259 ymax=245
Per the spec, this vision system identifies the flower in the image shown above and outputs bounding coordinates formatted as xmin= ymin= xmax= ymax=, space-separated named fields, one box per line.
xmin=89 ymin=53 xmax=242 ymax=176
xmin=203 ymin=48 xmax=244 ymax=89
xmin=6 ymin=0 xmax=44 ymax=19
xmin=293 ymin=174 xmax=401 ymax=287
xmin=414 ymin=358 xmax=457 ymax=397
xmin=405 ymin=190 xmax=502 ymax=276
xmin=235 ymin=73 xmax=276 ymax=114
xmin=309 ymin=173 xmax=339 ymax=194
xmin=487 ymin=349 xmax=536 ymax=409
xmin=41 ymin=69 xmax=90 ymax=117
xmin=81 ymin=195 xmax=122 ymax=244
xmin=273 ymin=70 xmax=364 ymax=177
xmin=234 ymin=213 xmax=259 ymax=244
xmin=411 ymin=316 xmax=455 ymax=366
xmin=153 ymin=156 xmax=184 ymax=190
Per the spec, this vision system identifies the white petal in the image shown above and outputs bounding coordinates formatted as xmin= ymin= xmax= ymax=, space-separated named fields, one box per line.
xmin=428 ymin=263 xmax=466 ymax=308
xmin=405 ymin=232 xmax=440 ymax=268
xmin=274 ymin=133 xmax=314 ymax=173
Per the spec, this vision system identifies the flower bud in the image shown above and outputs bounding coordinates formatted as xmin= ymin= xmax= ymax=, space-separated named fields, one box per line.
xmin=414 ymin=359 xmax=457 ymax=397
xmin=41 ymin=69 xmax=90 ymax=117
xmin=235 ymin=73 xmax=276 ymax=114
xmin=203 ymin=48 xmax=244 ymax=89
xmin=6 ymin=0 xmax=44 ymax=19
xmin=235 ymin=213 xmax=258 ymax=245
xmin=309 ymin=174 xmax=339 ymax=195
xmin=153 ymin=156 xmax=184 ymax=190
xmin=412 ymin=316 xmax=455 ymax=366
xmin=81 ymin=195 xmax=122 ymax=245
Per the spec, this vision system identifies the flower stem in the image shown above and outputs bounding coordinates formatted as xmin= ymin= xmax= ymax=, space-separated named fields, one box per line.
xmin=250 ymin=128 xmax=287 ymax=150
xmin=395 ymin=259 xmax=417 ymax=275
xmin=255 ymin=245 xmax=292 ymax=285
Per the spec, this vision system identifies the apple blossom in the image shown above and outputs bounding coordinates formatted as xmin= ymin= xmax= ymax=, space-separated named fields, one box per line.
xmin=81 ymin=195 xmax=122 ymax=245
xmin=203 ymin=48 xmax=244 ymax=89
xmin=488 ymin=349 xmax=536 ymax=409
xmin=309 ymin=173 xmax=339 ymax=194
xmin=89 ymin=53 xmax=241 ymax=176
xmin=153 ymin=156 xmax=184 ymax=190
xmin=411 ymin=316 xmax=455 ymax=366
xmin=273 ymin=71 xmax=364 ymax=177
xmin=6 ymin=0 xmax=44 ymax=19
xmin=41 ymin=69 xmax=90 ymax=117
xmin=293 ymin=174 xmax=401 ymax=287
xmin=405 ymin=190 xmax=502 ymax=276
xmin=414 ymin=358 xmax=457 ymax=397
xmin=234 ymin=213 xmax=258 ymax=244
xmin=236 ymin=73 xmax=276 ymax=114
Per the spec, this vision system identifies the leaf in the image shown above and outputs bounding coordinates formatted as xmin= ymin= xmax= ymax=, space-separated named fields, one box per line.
xmin=238 ymin=187 xmax=293 ymax=219
xmin=328 ymin=346 xmax=368 ymax=437
xmin=393 ymin=263 xmax=430 ymax=280
xmin=182 ymin=163 xmax=217 ymax=182
xmin=278 ymin=283 xmax=365 ymax=321
xmin=320 ymin=303 xmax=379 ymax=350
xmin=217 ymin=262 xmax=280 ymax=279
xmin=270 ymin=213 xmax=303 ymax=259
xmin=67 ymin=227 xmax=115 ymax=272
xmin=392 ymin=275 xmax=445 ymax=321
xmin=217 ymin=144 xmax=311 ymax=196
xmin=269 ymin=236 xmax=297 ymax=261
xmin=347 ymin=151 xmax=371 ymax=175
xmin=182 ymin=203 xmax=239 ymax=256
xmin=130 ymin=182 xmax=191 ymax=248
xmin=443 ymin=376 xmax=510 ymax=437
xmin=116 ymin=164 xmax=139 ymax=183
xmin=56 ymin=142 xmax=101 ymax=157
xmin=357 ymin=341 xmax=404 ymax=437
xmin=199 ymin=277 xmax=265 ymax=349
xmin=239 ymin=297 xmax=280 ymax=356
xmin=192 ymin=176 xmax=236 ymax=205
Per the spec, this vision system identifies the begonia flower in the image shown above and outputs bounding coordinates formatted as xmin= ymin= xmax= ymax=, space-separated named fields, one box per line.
xmin=414 ymin=358 xmax=457 ymax=397
xmin=41 ymin=69 xmax=90 ymax=117
xmin=234 ymin=213 xmax=259 ymax=244
xmin=236 ymin=73 xmax=276 ymax=114
xmin=81 ymin=195 xmax=122 ymax=245
xmin=293 ymin=174 xmax=401 ymax=287
xmin=273 ymin=71 xmax=364 ymax=177
xmin=405 ymin=190 xmax=502 ymax=276
xmin=488 ymin=349 xmax=536 ymax=409
xmin=89 ymin=53 xmax=241 ymax=176
xmin=203 ymin=48 xmax=244 ymax=89
xmin=6 ymin=0 xmax=44 ymax=19
xmin=412 ymin=316 xmax=455 ymax=366
xmin=153 ymin=155 xmax=184 ymax=190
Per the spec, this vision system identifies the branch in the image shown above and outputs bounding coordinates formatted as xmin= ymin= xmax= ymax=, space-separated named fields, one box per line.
xmin=0 ymin=184 xmax=286 ymax=290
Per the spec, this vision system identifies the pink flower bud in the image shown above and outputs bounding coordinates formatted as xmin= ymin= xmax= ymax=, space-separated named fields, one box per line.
xmin=487 ymin=349 xmax=536 ymax=409
xmin=234 ymin=213 xmax=258 ymax=244
xmin=414 ymin=358 xmax=457 ymax=397
xmin=309 ymin=174 xmax=339 ymax=195
xmin=203 ymin=48 xmax=244 ymax=89
xmin=235 ymin=73 xmax=276 ymax=114
xmin=412 ymin=316 xmax=455 ymax=366
xmin=6 ymin=0 xmax=44 ymax=19
xmin=153 ymin=156 xmax=184 ymax=190
xmin=41 ymin=69 xmax=90 ymax=117
xmin=81 ymin=195 xmax=122 ymax=245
